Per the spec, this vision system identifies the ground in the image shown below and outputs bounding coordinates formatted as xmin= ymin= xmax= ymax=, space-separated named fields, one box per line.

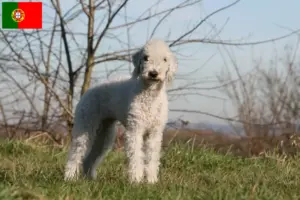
xmin=0 ymin=139 xmax=300 ymax=200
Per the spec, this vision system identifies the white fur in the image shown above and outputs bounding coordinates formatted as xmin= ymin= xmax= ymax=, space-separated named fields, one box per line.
xmin=64 ymin=39 xmax=178 ymax=183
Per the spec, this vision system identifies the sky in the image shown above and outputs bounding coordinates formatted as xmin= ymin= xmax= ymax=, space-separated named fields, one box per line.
xmin=1 ymin=0 xmax=300 ymax=125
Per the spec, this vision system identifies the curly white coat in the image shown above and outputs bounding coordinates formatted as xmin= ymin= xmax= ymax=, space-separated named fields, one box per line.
xmin=64 ymin=39 xmax=178 ymax=183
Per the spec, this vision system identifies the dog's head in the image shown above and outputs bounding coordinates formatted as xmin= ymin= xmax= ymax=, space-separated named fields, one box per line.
xmin=131 ymin=39 xmax=178 ymax=87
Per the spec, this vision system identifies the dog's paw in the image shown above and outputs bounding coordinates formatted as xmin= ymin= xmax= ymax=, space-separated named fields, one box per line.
xmin=146 ymin=175 xmax=158 ymax=184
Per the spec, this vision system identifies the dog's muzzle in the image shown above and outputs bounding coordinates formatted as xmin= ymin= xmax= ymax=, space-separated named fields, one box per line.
xmin=146 ymin=70 xmax=161 ymax=82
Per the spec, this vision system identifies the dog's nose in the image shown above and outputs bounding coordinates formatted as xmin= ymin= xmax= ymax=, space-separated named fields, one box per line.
xmin=148 ymin=70 xmax=158 ymax=78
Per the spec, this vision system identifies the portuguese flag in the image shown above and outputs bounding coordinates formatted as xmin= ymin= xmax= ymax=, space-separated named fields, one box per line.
xmin=2 ymin=2 xmax=42 ymax=29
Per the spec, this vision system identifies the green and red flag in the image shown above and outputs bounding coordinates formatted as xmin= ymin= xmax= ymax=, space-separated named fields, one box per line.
xmin=2 ymin=2 xmax=42 ymax=29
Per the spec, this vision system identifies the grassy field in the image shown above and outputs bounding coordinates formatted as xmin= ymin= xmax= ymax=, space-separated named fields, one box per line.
xmin=1 ymin=139 xmax=300 ymax=200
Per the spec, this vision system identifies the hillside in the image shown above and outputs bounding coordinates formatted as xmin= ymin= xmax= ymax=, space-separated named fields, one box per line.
xmin=1 ymin=140 xmax=300 ymax=200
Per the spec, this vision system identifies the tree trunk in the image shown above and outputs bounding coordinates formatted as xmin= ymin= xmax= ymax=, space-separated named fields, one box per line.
xmin=81 ymin=54 xmax=95 ymax=96
xmin=41 ymin=78 xmax=50 ymax=130
xmin=81 ymin=0 xmax=95 ymax=96
xmin=66 ymin=91 xmax=73 ymax=145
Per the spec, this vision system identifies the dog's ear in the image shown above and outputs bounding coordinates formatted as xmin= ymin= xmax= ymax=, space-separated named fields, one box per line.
xmin=167 ymin=53 xmax=178 ymax=84
xmin=131 ymin=49 xmax=143 ymax=78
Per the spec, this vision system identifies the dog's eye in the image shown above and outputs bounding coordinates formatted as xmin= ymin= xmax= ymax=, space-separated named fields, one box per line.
xmin=143 ymin=55 xmax=149 ymax=62
xmin=163 ymin=57 xmax=167 ymax=62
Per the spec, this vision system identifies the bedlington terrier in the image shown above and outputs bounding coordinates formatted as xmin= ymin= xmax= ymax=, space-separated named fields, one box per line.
xmin=64 ymin=39 xmax=178 ymax=183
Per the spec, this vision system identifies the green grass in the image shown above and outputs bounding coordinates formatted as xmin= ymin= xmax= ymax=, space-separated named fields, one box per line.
xmin=0 ymin=140 xmax=300 ymax=200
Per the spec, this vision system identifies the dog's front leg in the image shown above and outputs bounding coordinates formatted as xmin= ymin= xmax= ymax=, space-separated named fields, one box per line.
xmin=124 ymin=126 xmax=145 ymax=183
xmin=144 ymin=127 xmax=164 ymax=183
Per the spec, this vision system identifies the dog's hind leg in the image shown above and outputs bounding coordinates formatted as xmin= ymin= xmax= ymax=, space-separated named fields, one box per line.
xmin=82 ymin=119 xmax=117 ymax=179
xmin=64 ymin=124 xmax=95 ymax=181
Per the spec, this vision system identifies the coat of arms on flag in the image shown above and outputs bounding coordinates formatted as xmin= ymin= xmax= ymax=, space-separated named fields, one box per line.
xmin=11 ymin=8 xmax=25 ymax=23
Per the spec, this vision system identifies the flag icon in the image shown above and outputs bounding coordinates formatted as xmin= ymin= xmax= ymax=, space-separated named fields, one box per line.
xmin=2 ymin=2 xmax=42 ymax=29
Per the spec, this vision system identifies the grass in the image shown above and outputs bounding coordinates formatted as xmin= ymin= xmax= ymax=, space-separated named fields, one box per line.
xmin=1 ymin=140 xmax=300 ymax=200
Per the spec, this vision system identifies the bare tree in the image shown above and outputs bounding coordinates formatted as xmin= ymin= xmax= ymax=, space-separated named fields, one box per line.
xmin=218 ymin=40 xmax=300 ymax=137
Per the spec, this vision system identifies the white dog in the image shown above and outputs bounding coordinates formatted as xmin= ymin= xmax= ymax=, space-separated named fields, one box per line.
xmin=64 ymin=39 xmax=178 ymax=183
